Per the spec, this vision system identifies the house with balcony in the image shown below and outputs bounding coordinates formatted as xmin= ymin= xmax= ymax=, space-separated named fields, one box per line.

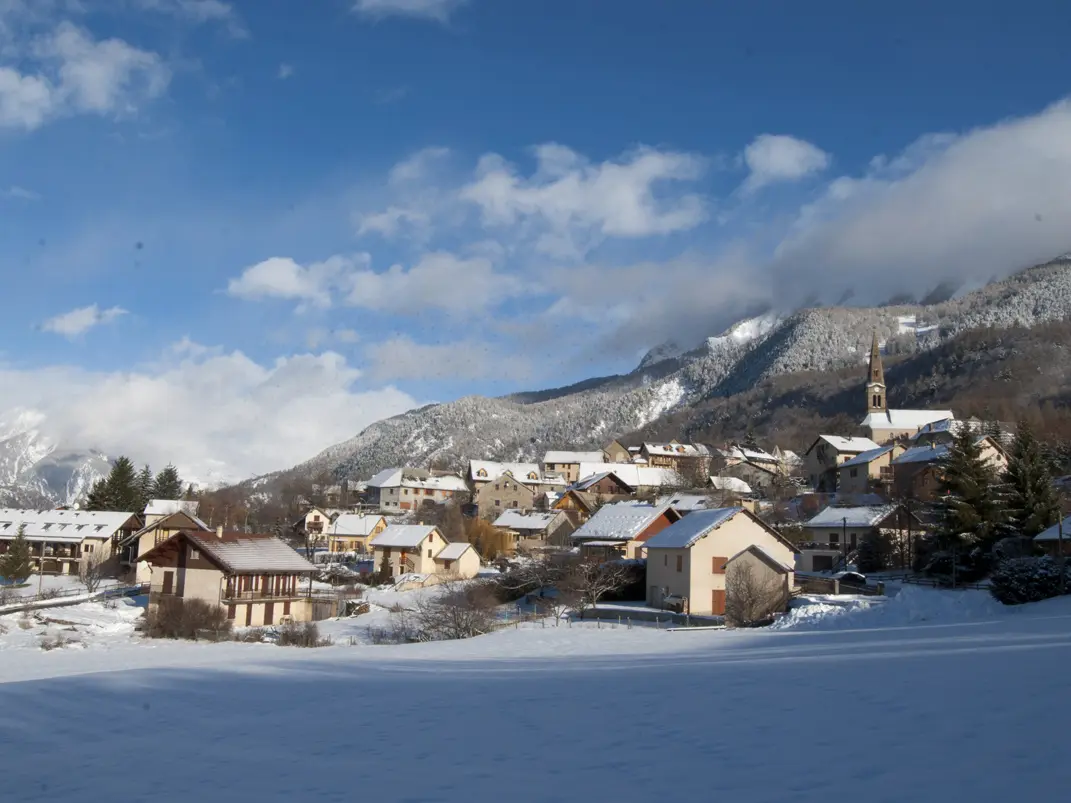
xmin=543 ymin=451 xmax=606 ymax=483
xmin=569 ymin=501 xmax=682 ymax=560
xmin=493 ymin=509 xmax=574 ymax=552
xmin=137 ymin=528 xmax=325 ymax=628
xmin=836 ymin=444 xmax=904 ymax=496
xmin=118 ymin=508 xmax=212 ymax=584
xmin=890 ymin=435 xmax=1007 ymax=501
xmin=370 ymin=525 xmax=451 ymax=579
xmin=639 ymin=442 xmax=712 ymax=479
xmin=0 ymin=508 xmax=140 ymax=576
xmin=327 ymin=513 xmax=388 ymax=554
xmin=803 ymin=435 xmax=882 ymax=492
xmin=799 ymin=503 xmax=922 ymax=572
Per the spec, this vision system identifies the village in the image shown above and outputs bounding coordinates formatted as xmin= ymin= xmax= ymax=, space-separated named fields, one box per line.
xmin=1 ymin=333 xmax=1065 ymax=646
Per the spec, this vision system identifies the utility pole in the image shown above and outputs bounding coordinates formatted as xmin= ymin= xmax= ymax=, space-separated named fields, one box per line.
xmin=1059 ymin=515 xmax=1066 ymax=596
xmin=842 ymin=516 xmax=848 ymax=568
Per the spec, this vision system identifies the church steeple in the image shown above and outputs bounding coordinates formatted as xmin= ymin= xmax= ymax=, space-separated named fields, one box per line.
xmin=866 ymin=331 xmax=886 ymax=414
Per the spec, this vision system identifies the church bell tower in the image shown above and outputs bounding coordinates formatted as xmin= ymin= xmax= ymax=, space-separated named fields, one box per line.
xmin=866 ymin=331 xmax=887 ymax=414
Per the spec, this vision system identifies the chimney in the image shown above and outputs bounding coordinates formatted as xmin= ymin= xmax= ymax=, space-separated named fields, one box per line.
xmin=216 ymin=525 xmax=224 ymax=539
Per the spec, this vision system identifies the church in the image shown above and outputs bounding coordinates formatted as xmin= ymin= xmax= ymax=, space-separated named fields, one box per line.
xmin=859 ymin=332 xmax=953 ymax=444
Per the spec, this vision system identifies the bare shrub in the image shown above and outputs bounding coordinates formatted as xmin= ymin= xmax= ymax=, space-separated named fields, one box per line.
xmin=724 ymin=562 xmax=788 ymax=627
xmin=40 ymin=588 xmax=61 ymax=600
xmin=0 ymin=587 xmax=16 ymax=606
xmin=146 ymin=598 xmax=232 ymax=641
xmin=276 ymin=621 xmax=332 ymax=647
xmin=563 ymin=558 xmax=633 ymax=617
xmin=235 ymin=627 xmax=269 ymax=643
xmin=399 ymin=582 xmax=498 ymax=642
xmin=79 ymin=549 xmax=111 ymax=594
xmin=39 ymin=632 xmax=80 ymax=651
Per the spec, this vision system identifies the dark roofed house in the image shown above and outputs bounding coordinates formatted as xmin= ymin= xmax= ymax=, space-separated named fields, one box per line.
xmin=138 ymin=529 xmax=330 ymax=628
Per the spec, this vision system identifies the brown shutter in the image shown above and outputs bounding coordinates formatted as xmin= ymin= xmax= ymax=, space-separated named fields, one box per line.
xmin=712 ymin=556 xmax=727 ymax=574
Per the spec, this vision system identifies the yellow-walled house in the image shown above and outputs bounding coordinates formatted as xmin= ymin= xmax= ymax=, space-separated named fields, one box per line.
xmin=644 ymin=507 xmax=797 ymax=616
xmin=433 ymin=542 xmax=481 ymax=579
xmin=0 ymin=508 xmax=140 ymax=576
xmin=837 ymin=444 xmax=904 ymax=496
xmin=327 ymin=513 xmax=388 ymax=554
xmin=370 ymin=525 xmax=449 ymax=579
xmin=138 ymin=529 xmax=323 ymax=627
xmin=118 ymin=509 xmax=211 ymax=584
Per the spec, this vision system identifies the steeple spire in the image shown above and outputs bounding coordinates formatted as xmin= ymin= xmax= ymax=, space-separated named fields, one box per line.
xmin=866 ymin=331 xmax=886 ymax=414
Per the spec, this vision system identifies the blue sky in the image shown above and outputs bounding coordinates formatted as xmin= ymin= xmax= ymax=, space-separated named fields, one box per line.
xmin=2 ymin=0 xmax=1070 ymax=481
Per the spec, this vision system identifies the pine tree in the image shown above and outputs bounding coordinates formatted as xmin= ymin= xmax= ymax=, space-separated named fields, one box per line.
xmin=85 ymin=477 xmax=115 ymax=511
xmin=136 ymin=465 xmax=154 ymax=512
xmin=933 ymin=425 xmax=1004 ymax=554
xmin=743 ymin=428 xmax=759 ymax=451
xmin=105 ymin=457 xmax=140 ymax=512
xmin=1000 ymin=421 xmax=1060 ymax=539
xmin=153 ymin=464 xmax=184 ymax=500
xmin=0 ymin=525 xmax=34 ymax=583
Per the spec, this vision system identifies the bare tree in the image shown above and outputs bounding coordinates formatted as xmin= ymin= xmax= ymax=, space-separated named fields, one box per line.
xmin=79 ymin=547 xmax=112 ymax=594
xmin=563 ymin=557 xmax=633 ymax=617
xmin=724 ymin=562 xmax=788 ymax=627
xmin=404 ymin=581 xmax=498 ymax=641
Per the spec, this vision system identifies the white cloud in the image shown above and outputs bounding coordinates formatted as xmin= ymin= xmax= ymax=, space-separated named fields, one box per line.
xmin=277 ymin=63 xmax=294 ymax=80
xmin=353 ymin=0 xmax=468 ymax=23
xmin=389 ymin=146 xmax=450 ymax=184
xmin=129 ymin=0 xmax=247 ymax=37
xmin=741 ymin=134 xmax=831 ymax=193
xmin=0 ymin=22 xmax=169 ymax=130
xmin=226 ymin=255 xmax=367 ymax=309
xmin=0 ymin=344 xmax=418 ymax=482
xmin=348 ymin=251 xmax=527 ymax=313
xmin=355 ymin=205 xmax=430 ymax=238
xmin=1 ymin=184 xmax=40 ymax=199
xmin=365 ymin=336 xmax=532 ymax=381
xmin=41 ymin=304 xmax=127 ymax=338
xmin=460 ymin=143 xmax=707 ymax=256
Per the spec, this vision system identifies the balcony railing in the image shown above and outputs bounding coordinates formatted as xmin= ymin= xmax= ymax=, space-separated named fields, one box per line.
xmin=222 ymin=589 xmax=308 ymax=603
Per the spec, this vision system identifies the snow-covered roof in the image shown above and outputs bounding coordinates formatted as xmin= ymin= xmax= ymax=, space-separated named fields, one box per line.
xmin=435 ymin=542 xmax=474 ymax=561
xmin=329 ymin=513 xmax=384 ymax=537
xmin=710 ymin=476 xmax=753 ymax=494
xmin=1034 ymin=516 xmax=1071 ymax=542
xmin=366 ymin=467 xmax=404 ymax=488
xmin=145 ymin=499 xmax=199 ymax=517
xmin=182 ymin=532 xmax=315 ymax=574
xmin=806 ymin=505 xmax=897 ymax=529
xmin=644 ymin=508 xmax=741 ymax=549
xmin=911 ymin=417 xmax=961 ymax=438
xmin=544 ymin=451 xmax=605 ymax=465
xmin=861 ymin=409 xmax=955 ymax=431
xmin=720 ymin=446 xmax=779 ymax=464
xmin=657 ymin=493 xmax=711 ymax=512
xmin=728 ymin=543 xmax=794 ymax=572
xmin=571 ymin=502 xmax=670 ymax=542
xmin=469 ymin=461 xmax=542 ymax=483
xmin=371 ymin=525 xmax=438 ymax=548
xmin=642 ymin=442 xmax=711 ymax=457
xmin=0 ymin=508 xmax=138 ymax=544
xmin=401 ymin=475 xmax=468 ymax=492
xmin=839 ymin=445 xmax=896 ymax=469
xmin=493 ymin=510 xmax=559 ymax=531
xmin=814 ymin=435 xmax=881 ymax=453
xmin=891 ymin=444 xmax=949 ymax=465
xmin=575 ymin=464 xmax=682 ymax=489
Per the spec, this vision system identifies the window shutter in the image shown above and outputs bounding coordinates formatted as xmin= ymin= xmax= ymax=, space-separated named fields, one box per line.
xmin=712 ymin=556 xmax=727 ymax=574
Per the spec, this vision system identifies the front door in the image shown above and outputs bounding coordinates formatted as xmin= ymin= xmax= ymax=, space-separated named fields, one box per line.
xmin=712 ymin=589 xmax=726 ymax=615
xmin=162 ymin=570 xmax=174 ymax=595
xmin=264 ymin=602 xmax=274 ymax=626
xmin=245 ymin=604 xmax=252 ymax=626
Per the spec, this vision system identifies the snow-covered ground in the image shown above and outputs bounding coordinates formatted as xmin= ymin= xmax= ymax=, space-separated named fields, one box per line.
xmin=3 ymin=587 xmax=1071 ymax=801
xmin=0 ymin=573 xmax=120 ymax=598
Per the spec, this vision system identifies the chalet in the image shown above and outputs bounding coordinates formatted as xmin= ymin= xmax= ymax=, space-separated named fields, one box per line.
xmin=602 ymin=440 xmax=632 ymax=463
xmin=369 ymin=525 xmax=450 ymax=580
xmin=493 ymin=509 xmax=573 ymax=552
xmin=890 ymin=436 xmax=1007 ymax=501
xmin=570 ymin=501 xmax=682 ymax=560
xmin=720 ymin=459 xmax=779 ymax=492
xmin=803 ymin=435 xmax=882 ymax=492
xmin=432 ymin=542 xmax=481 ymax=579
xmin=367 ymin=468 xmax=469 ymax=513
xmin=553 ymin=489 xmax=601 ymax=522
xmin=543 ymin=451 xmax=606 ymax=483
xmin=118 ymin=509 xmax=211 ymax=584
xmin=836 ymin=444 xmax=904 ymax=496
xmin=138 ymin=529 xmax=323 ymax=627
xmin=709 ymin=476 xmax=753 ymax=497
xmin=639 ymin=441 xmax=712 ymax=477
xmin=860 ymin=332 xmax=953 ymax=444
xmin=0 ymin=508 xmax=140 ymax=576
xmin=327 ymin=513 xmax=388 ymax=553
xmin=799 ymin=504 xmax=922 ymax=572
xmin=644 ymin=507 xmax=796 ymax=616
xmin=574 ymin=463 xmax=683 ymax=494
xmin=574 ymin=471 xmax=633 ymax=498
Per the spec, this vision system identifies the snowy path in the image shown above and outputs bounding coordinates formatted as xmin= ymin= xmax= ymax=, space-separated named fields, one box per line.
xmin=3 ymin=593 xmax=1071 ymax=801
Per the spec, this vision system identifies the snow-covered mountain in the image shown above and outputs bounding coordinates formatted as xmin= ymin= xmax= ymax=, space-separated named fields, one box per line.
xmin=0 ymin=410 xmax=111 ymax=507
xmin=249 ymin=257 xmax=1071 ymax=486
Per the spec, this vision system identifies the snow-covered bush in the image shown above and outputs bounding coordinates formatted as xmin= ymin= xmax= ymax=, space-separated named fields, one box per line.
xmin=146 ymin=598 xmax=231 ymax=640
xmin=989 ymin=556 xmax=1071 ymax=605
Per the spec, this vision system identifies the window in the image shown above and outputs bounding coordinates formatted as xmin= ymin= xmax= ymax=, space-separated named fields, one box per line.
xmin=712 ymin=556 xmax=727 ymax=574
xmin=404 ymin=489 xmax=409 ymax=495
xmin=427 ymin=549 xmax=432 ymax=558
xmin=227 ymin=605 xmax=236 ymax=620
xmin=829 ymin=533 xmax=840 ymax=544
xmin=190 ymin=549 xmax=199 ymax=560
xmin=663 ymin=554 xmax=667 ymax=566
xmin=495 ymin=499 xmax=501 ymax=507
xmin=82 ymin=543 xmax=94 ymax=553
xmin=850 ymin=467 xmax=858 ymax=478
xmin=675 ymin=555 xmax=683 ymax=572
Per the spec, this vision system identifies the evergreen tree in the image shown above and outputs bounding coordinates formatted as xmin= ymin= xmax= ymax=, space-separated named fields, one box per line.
xmin=85 ymin=477 xmax=115 ymax=511
xmin=932 ymin=425 xmax=1004 ymax=554
xmin=136 ymin=465 xmax=155 ymax=512
xmin=743 ymin=428 xmax=759 ymax=451
xmin=1000 ymin=421 xmax=1060 ymax=539
xmin=153 ymin=464 xmax=184 ymax=500
xmin=984 ymin=418 xmax=1003 ymax=441
xmin=0 ymin=525 xmax=34 ymax=583
xmin=87 ymin=457 xmax=140 ymax=512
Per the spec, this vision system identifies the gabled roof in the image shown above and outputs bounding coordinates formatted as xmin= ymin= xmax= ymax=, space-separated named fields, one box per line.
xmin=806 ymin=435 xmax=881 ymax=455
xmin=570 ymin=502 xmax=677 ymax=542
xmin=401 ymin=474 xmax=469 ymax=492
xmin=1034 ymin=516 xmax=1071 ymax=542
xmin=710 ymin=476 xmax=753 ymax=494
xmin=728 ymin=543 xmax=793 ymax=573
xmin=839 ymin=445 xmax=896 ymax=469
xmin=657 ymin=493 xmax=711 ymax=512
xmin=122 ymin=509 xmax=210 ymax=545
xmin=553 ymin=489 xmax=600 ymax=514
xmin=0 ymin=508 xmax=139 ymax=544
xmin=139 ymin=530 xmax=315 ymax=575
xmin=575 ymin=463 xmax=682 ymax=489
xmin=493 ymin=510 xmax=560 ymax=531
xmin=366 ymin=468 xmax=404 ymax=488
xmin=891 ymin=444 xmax=950 ymax=465
xmin=435 ymin=542 xmax=475 ymax=561
xmin=644 ymin=507 xmax=796 ymax=552
xmin=642 ymin=442 xmax=711 ymax=458
xmin=544 ymin=451 xmax=606 ymax=464
xmin=806 ymin=504 xmax=898 ymax=529
xmin=329 ymin=513 xmax=385 ymax=537
xmin=860 ymin=409 xmax=954 ymax=430
xmin=145 ymin=499 xmax=200 ymax=518
xmin=371 ymin=524 xmax=439 ymax=548
xmin=468 ymin=460 xmax=542 ymax=482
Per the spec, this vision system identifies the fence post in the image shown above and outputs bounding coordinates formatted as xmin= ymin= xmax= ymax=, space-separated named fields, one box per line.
xmin=617 ymin=615 xmax=621 ymax=629
xmin=627 ymin=617 xmax=632 ymax=630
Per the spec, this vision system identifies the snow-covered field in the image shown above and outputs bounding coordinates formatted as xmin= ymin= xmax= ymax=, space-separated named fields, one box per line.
xmin=3 ymin=588 xmax=1071 ymax=801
